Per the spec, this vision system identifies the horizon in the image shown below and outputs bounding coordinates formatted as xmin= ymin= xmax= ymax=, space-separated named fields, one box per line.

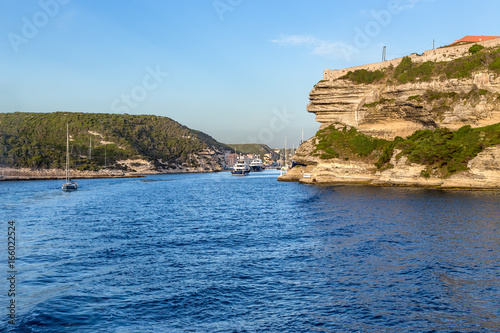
xmin=1 ymin=0 xmax=499 ymax=147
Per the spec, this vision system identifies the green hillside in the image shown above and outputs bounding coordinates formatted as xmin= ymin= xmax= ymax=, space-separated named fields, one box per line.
xmin=227 ymin=143 xmax=274 ymax=156
xmin=0 ymin=112 xmax=230 ymax=170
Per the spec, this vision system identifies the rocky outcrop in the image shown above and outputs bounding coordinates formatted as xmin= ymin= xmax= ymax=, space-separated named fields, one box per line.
xmin=279 ymin=142 xmax=500 ymax=189
xmin=308 ymin=73 xmax=500 ymax=139
xmin=282 ymin=40 xmax=500 ymax=189
xmin=309 ymin=38 xmax=500 ymax=140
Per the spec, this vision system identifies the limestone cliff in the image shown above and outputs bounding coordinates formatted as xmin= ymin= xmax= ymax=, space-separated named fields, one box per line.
xmin=309 ymin=38 xmax=500 ymax=139
xmin=309 ymin=73 xmax=500 ymax=139
xmin=281 ymin=39 xmax=500 ymax=189
xmin=280 ymin=137 xmax=500 ymax=189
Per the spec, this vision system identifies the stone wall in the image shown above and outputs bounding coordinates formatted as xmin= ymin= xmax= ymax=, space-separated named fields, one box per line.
xmin=324 ymin=38 xmax=500 ymax=81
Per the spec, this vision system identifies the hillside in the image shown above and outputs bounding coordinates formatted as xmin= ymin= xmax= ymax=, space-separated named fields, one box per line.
xmin=280 ymin=39 xmax=500 ymax=189
xmin=0 ymin=112 xmax=231 ymax=176
xmin=226 ymin=143 xmax=274 ymax=157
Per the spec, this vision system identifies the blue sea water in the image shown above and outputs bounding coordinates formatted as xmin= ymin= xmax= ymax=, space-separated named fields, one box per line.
xmin=1 ymin=170 xmax=499 ymax=332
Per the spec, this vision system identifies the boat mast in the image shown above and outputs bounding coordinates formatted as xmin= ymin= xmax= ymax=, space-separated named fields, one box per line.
xmin=66 ymin=123 xmax=69 ymax=182
xmin=284 ymin=136 xmax=287 ymax=167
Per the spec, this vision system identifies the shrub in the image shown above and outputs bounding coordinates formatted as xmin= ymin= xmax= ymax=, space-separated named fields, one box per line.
xmin=350 ymin=135 xmax=378 ymax=156
xmin=440 ymin=53 xmax=484 ymax=78
xmin=469 ymin=44 xmax=484 ymax=54
xmin=342 ymin=69 xmax=385 ymax=84
xmin=423 ymin=90 xmax=457 ymax=101
xmin=420 ymin=169 xmax=431 ymax=178
xmin=314 ymin=125 xmax=387 ymax=161
xmin=394 ymin=57 xmax=435 ymax=83
xmin=394 ymin=126 xmax=483 ymax=176
xmin=320 ymin=147 xmax=339 ymax=160
xmin=395 ymin=56 xmax=413 ymax=77
xmin=489 ymin=57 xmax=500 ymax=73
xmin=375 ymin=137 xmax=403 ymax=169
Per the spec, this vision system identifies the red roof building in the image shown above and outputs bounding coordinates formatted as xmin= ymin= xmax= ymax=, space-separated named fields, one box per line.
xmin=450 ymin=35 xmax=500 ymax=45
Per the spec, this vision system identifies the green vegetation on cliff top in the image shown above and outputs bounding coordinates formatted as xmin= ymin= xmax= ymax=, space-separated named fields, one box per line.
xmin=0 ymin=112 xmax=229 ymax=170
xmin=314 ymin=123 xmax=500 ymax=178
xmin=340 ymin=69 xmax=385 ymax=84
xmin=341 ymin=44 xmax=500 ymax=85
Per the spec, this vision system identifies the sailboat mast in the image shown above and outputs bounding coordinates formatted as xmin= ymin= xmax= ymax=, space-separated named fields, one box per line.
xmin=284 ymin=136 xmax=287 ymax=166
xmin=66 ymin=123 xmax=69 ymax=182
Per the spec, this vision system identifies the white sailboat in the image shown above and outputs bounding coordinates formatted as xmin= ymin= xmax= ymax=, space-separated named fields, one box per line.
xmin=62 ymin=123 xmax=78 ymax=191
xmin=280 ymin=136 xmax=289 ymax=175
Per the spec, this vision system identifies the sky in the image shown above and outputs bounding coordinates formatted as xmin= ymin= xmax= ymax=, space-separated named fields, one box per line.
xmin=1 ymin=0 xmax=499 ymax=148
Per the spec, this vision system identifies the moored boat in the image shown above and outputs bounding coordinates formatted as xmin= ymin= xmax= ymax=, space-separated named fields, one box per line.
xmin=62 ymin=123 xmax=78 ymax=191
xmin=231 ymin=155 xmax=251 ymax=176
xmin=62 ymin=180 xmax=78 ymax=191
xmin=249 ymin=155 xmax=265 ymax=172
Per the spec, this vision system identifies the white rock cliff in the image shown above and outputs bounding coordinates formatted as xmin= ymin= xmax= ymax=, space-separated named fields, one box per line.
xmin=280 ymin=39 xmax=500 ymax=189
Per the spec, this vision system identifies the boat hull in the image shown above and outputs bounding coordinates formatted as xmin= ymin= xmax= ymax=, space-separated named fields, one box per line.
xmin=231 ymin=170 xmax=250 ymax=176
xmin=250 ymin=165 xmax=264 ymax=172
xmin=62 ymin=183 xmax=78 ymax=191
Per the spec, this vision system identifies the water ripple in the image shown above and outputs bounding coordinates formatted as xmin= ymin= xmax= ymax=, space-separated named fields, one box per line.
xmin=0 ymin=172 xmax=499 ymax=332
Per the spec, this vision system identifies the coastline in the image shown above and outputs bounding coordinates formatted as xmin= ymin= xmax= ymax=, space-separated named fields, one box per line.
xmin=278 ymin=163 xmax=500 ymax=191
xmin=0 ymin=167 xmax=225 ymax=182
xmin=278 ymin=175 xmax=500 ymax=191
xmin=278 ymin=136 xmax=500 ymax=191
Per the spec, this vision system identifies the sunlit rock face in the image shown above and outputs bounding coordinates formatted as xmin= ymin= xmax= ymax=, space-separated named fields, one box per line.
xmin=308 ymin=73 xmax=500 ymax=140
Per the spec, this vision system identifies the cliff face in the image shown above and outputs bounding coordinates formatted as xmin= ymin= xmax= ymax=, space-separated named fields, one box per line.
xmin=282 ymin=39 xmax=500 ymax=189
xmin=308 ymin=72 xmax=500 ymax=139
xmin=280 ymin=138 xmax=500 ymax=189
xmin=309 ymin=38 xmax=500 ymax=140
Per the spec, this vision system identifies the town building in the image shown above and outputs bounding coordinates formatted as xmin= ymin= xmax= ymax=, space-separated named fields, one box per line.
xmin=450 ymin=35 xmax=500 ymax=46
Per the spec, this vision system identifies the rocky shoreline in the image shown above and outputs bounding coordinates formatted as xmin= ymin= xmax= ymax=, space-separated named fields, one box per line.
xmin=278 ymin=139 xmax=500 ymax=190
xmin=0 ymin=166 xmax=225 ymax=181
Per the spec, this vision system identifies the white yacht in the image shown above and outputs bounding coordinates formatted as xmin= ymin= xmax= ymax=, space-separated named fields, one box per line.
xmin=231 ymin=155 xmax=251 ymax=176
xmin=249 ymin=155 xmax=265 ymax=172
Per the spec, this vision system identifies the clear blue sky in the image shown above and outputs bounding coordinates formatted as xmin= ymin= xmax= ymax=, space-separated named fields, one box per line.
xmin=1 ymin=0 xmax=498 ymax=148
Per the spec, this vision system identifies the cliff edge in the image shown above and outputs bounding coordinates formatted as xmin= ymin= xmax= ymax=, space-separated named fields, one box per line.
xmin=281 ymin=38 xmax=500 ymax=189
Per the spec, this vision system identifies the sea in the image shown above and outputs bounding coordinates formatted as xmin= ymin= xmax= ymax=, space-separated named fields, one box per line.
xmin=1 ymin=170 xmax=499 ymax=332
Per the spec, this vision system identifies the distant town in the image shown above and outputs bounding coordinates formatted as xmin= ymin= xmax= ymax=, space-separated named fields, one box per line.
xmin=224 ymin=148 xmax=296 ymax=169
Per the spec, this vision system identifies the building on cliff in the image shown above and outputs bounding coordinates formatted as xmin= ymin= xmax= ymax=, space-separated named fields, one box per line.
xmin=323 ymin=36 xmax=500 ymax=81
xmin=450 ymin=35 xmax=500 ymax=46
